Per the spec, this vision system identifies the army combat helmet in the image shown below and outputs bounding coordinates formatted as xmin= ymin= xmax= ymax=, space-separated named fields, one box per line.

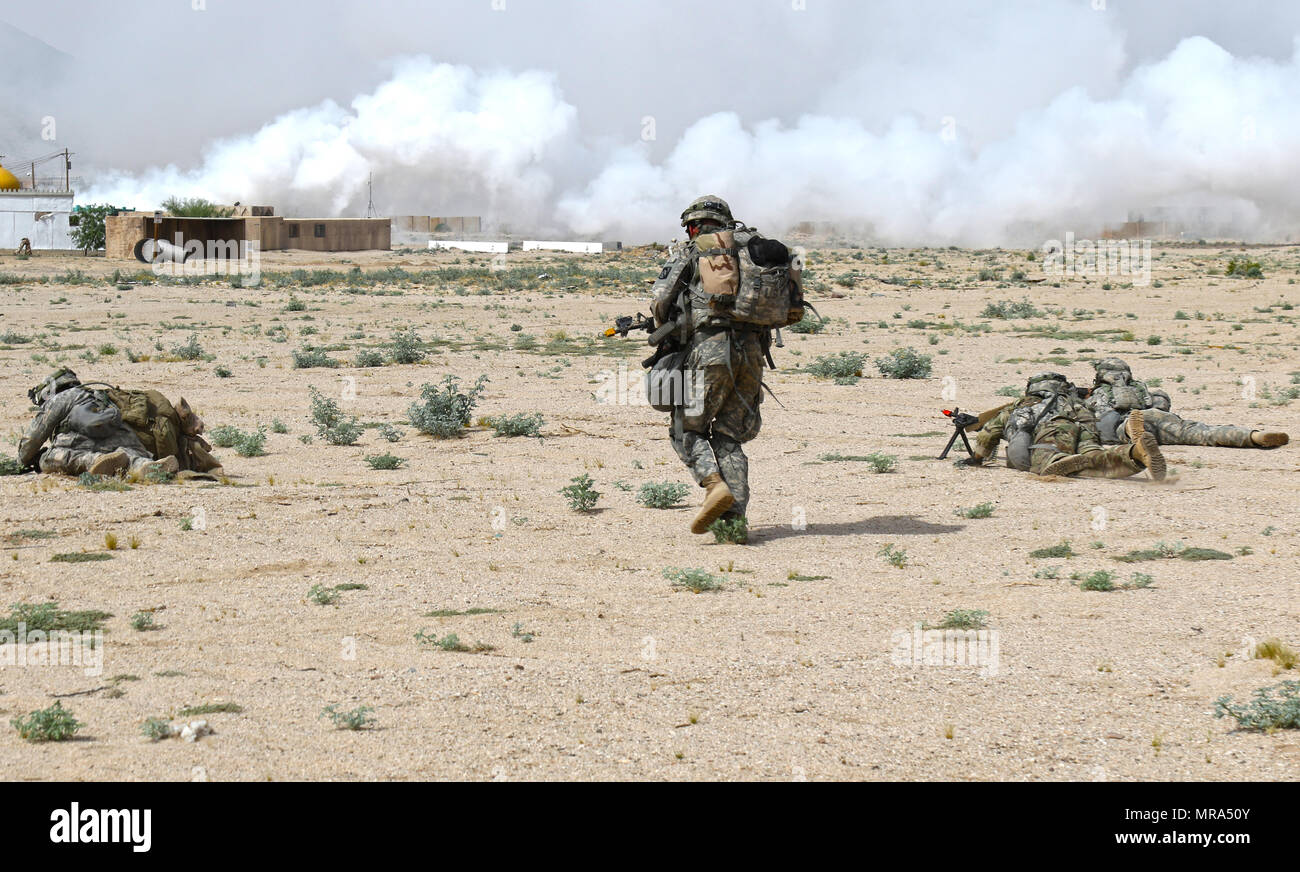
xmin=28 ymin=368 xmax=80 ymax=406
xmin=680 ymin=194 xmax=732 ymax=228
xmin=1149 ymin=389 xmax=1171 ymax=412
xmin=1025 ymin=371 xmax=1071 ymax=397
xmin=1094 ymin=357 xmax=1132 ymax=387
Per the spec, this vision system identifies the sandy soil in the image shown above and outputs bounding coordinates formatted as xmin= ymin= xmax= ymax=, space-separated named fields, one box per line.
xmin=0 ymin=242 xmax=1296 ymax=781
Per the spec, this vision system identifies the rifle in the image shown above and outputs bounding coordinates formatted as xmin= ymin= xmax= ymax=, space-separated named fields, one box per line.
xmin=938 ymin=402 xmax=1013 ymax=460
xmin=605 ymin=311 xmax=681 ymax=369
xmin=939 ymin=408 xmax=979 ymax=460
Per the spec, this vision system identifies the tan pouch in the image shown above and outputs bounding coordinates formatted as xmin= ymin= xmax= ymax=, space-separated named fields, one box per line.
xmin=695 ymin=231 xmax=738 ymax=303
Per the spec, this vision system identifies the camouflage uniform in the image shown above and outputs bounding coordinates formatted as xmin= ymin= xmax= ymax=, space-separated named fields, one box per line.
xmin=973 ymin=373 xmax=1148 ymax=478
xmin=1088 ymin=359 xmax=1265 ymax=448
xmin=651 ymin=198 xmax=766 ymax=520
xmin=18 ymin=372 xmax=154 ymax=475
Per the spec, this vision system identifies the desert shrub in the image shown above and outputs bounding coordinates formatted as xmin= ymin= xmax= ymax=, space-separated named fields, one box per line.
xmin=171 ymin=333 xmax=204 ymax=360
xmin=1214 ymin=680 xmax=1300 ymax=731
xmin=1253 ymin=638 xmax=1298 ymax=671
xmin=11 ymin=701 xmax=81 ymax=742
xmin=1077 ymin=570 xmax=1116 ymax=591
xmin=0 ymin=602 xmax=110 ymax=633
xmin=141 ymin=717 xmax=173 ymax=741
xmin=234 ymin=427 xmax=267 ymax=457
xmin=355 ymin=349 xmax=384 ymax=367
xmin=292 ymin=348 xmax=341 ymax=369
xmin=388 ymin=328 xmax=427 ymax=364
xmin=954 ymin=502 xmax=995 ymax=519
xmin=864 ymin=452 xmax=897 ymax=473
xmin=364 ymin=453 xmax=405 ymax=470
xmin=710 ymin=517 xmax=749 ymax=544
xmin=487 ymin=412 xmax=543 ymax=437
xmin=875 ymin=347 xmax=932 ymax=379
xmin=637 ymin=481 xmax=690 ymax=509
xmin=786 ymin=312 xmax=828 ymax=334
xmin=208 ymin=425 xmax=242 ymax=448
xmin=877 ymin=543 xmax=908 ymax=568
xmin=408 ymin=375 xmax=488 ymax=438
xmin=377 ymin=423 xmax=403 ymax=442
xmin=307 ymin=584 xmax=340 ymax=605
xmin=322 ymin=704 xmax=376 ymax=731
xmin=1029 ymin=541 xmax=1074 ymax=559
xmin=663 ymin=566 xmax=724 ymax=592
xmin=414 ymin=631 xmax=494 ymax=653
xmin=0 ymin=455 xmax=23 ymax=476
xmin=980 ymin=300 xmax=1041 ymax=319
xmin=935 ymin=609 xmax=988 ymax=630
xmin=308 ymin=386 xmax=362 ymax=445
xmin=76 ymin=474 xmax=131 ymax=492
xmin=1225 ymin=257 xmax=1264 ymax=279
xmin=807 ymin=351 xmax=866 ymax=383
xmin=561 ymin=473 xmax=601 ymax=512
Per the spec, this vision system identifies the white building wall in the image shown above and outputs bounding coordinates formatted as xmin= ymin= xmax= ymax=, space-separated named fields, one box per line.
xmin=428 ymin=240 xmax=508 ymax=253
xmin=0 ymin=192 xmax=75 ymax=250
xmin=522 ymin=240 xmax=604 ymax=254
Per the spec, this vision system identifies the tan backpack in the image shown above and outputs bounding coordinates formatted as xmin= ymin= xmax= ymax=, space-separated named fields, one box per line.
xmin=104 ymin=387 xmax=182 ymax=461
xmin=694 ymin=227 xmax=804 ymax=328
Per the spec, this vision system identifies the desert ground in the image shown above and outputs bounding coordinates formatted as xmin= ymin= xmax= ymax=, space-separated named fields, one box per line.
xmin=0 ymin=240 xmax=1296 ymax=781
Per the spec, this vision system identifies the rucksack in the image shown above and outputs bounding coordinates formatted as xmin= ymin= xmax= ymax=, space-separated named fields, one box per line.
xmin=103 ymin=387 xmax=181 ymax=461
xmin=693 ymin=226 xmax=805 ymax=328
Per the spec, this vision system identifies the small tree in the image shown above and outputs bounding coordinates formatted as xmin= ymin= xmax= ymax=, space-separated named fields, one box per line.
xmin=70 ymin=204 xmax=115 ymax=253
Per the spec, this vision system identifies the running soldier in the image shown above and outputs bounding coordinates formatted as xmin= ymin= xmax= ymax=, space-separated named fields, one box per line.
xmin=649 ymin=195 xmax=805 ymax=537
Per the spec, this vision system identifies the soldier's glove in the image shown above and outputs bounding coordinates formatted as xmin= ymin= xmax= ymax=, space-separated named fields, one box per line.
xmin=954 ymin=455 xmax=984 ymax=468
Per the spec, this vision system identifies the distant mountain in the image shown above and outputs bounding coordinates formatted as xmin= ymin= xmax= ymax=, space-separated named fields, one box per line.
xmin=0 ymin=20 xmax=72 ymax=88
xmin=0 ymin=21 xmax=73 ymax=164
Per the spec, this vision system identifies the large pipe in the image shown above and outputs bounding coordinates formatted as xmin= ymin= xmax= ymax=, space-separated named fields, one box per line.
xmin=135 ymin=237 xmax=191 ymax=264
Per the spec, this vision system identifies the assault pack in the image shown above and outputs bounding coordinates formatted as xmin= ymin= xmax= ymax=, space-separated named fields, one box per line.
xmin=692 ymin=226 xmax=806 ymax=329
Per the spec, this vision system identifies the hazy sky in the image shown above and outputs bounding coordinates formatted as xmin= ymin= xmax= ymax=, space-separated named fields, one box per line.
xmin=4 ymin=0 xmax=1299 ymax=241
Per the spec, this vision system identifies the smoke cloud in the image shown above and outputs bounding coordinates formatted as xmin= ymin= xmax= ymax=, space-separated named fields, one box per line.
xmin=561 ymin=36 xmax=1300 ymax=244
xmin=85 ymin=58 xmax=578 ymax=226
xmin=6 ymin=0 xmax=1297 ymax=244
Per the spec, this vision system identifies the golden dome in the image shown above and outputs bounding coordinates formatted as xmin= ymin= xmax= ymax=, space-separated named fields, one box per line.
xmin=0 ymin=165 xmax=20 ymax=191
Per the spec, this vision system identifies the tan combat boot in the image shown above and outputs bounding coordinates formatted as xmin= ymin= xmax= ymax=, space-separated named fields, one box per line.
xmin=1125 ymin=410 xmax=1166 ymax=481
xmin=690 ymin=473 xmax=734 ymax=534
xmin=87 ymin=449 xmax=130 ymax=477
xmin=1041 ymin=451 xmax=1106 ymax=477
xmin=1250 ymin=430 xmax=1289 ymax=448
xmin=138 ymin=455 xmax=181 ymax=478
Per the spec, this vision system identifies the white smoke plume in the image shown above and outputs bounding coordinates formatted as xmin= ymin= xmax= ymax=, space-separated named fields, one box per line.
xmin=560 ymin=36 xmax=1300 ymax=245
xmin=76 ymin=28 xmax=1300 ymax=245
xmin=85 ymin=58 xmax=578 ymax=226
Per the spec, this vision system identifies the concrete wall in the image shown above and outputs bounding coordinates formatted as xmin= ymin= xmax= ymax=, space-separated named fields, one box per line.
xmin=279 ymin=218 xmax=390 ymax=251
xmin=393 ymin=215 xmax=481 ymax=234
xmin=429 ymin=240 xmax=507 ymax=253
xmin=0 ymin=192 xmax=75 ymax=250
